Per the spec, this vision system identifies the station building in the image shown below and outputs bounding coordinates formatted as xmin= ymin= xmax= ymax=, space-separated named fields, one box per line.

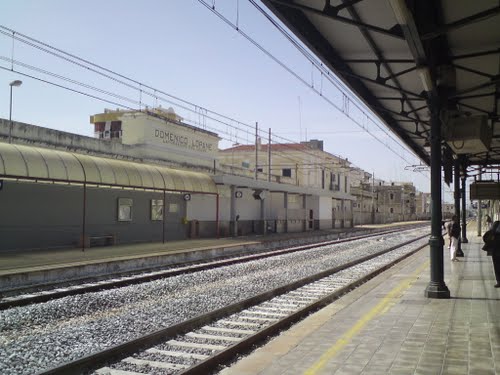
xmin=0 ymin=109 xmax=220 ymax=251
xmin=0 ymin=108 xmax=426 ymax=251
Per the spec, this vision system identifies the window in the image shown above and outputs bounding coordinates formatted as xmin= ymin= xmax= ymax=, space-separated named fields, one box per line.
xmin=390 ymin=193 xmax=394 ymax=200
xmin=257 ymin=168 xmax=263 ymax=172
xmin=282 ymin=168 xmax=292 ymax=177
xmin=390 ymin=207 xmax=394 ymax=213
xmin=118 ymin=198 xmax=133 ymax=222
xmin=151 ymin=199 xmax=164 ymax=221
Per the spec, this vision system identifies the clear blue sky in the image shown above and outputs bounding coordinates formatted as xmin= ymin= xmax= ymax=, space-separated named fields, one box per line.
xmin=0 ymin=0 xmax=451 ymax=197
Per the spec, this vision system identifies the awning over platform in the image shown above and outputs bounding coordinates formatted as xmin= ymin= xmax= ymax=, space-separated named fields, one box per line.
xmin=213 ymin=173 xmax=355 ymax=200
xmin=262 ymin=0 xmax=500 ymax=169
xmin=0 ymin=143 xmax=217 ymax=193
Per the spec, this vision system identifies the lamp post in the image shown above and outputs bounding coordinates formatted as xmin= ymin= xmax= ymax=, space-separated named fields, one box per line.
xmin=8 ymin=80 xmax=22 ymax=144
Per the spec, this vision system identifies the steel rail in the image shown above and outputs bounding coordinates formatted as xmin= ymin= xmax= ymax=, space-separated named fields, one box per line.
xmin=0 ymin=224 xmax=428 ymax=310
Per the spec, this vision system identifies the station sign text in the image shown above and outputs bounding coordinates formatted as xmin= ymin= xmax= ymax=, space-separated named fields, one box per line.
xmin=154 ymin=129 xmax=214 ymax=152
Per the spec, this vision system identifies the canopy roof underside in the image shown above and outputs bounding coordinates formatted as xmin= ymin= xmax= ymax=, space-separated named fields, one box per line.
xmin=262 ymin=0 xmax=500 ymax=170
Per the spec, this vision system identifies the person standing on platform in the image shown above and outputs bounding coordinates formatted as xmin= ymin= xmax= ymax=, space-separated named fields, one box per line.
xmin=448 ymin=215 xmax=461 ymax=261
xmin=482 ymin=220 xmax=500 ymax=287
xmin=444 ymin=219 xmax=453 ymax=250
xmin=486 ymin=215 xmax=493 ymax=230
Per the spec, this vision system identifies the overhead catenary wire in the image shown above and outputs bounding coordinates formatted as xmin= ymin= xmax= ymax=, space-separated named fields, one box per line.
xmin=197 ymin=0 xmax=430 ymax=184
xmin=196 ymin=0 xmax=424 ymax=170
xmin=0 ymin=25 xmax=348 ymax=172
xmin=0 ymin=63 xmax=317 ymax=172
xmin=0 ymin=21 xmax=423 ymax=184
xmin=247 ymin=1 xmax=429 ymax=141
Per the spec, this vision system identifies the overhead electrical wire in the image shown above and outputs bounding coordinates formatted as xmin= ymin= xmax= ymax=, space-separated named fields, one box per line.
xmin=0 ymin=25 xmax=347 ymax=173
xmin=196 ymin=0 xmax=427 ymax=172
xmin=0 ymin=19 xmax=419 ymax=181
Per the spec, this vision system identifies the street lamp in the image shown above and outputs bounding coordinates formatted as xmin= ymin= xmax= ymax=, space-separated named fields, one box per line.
xmin=8 ymin=80 xmax=22 ymax=144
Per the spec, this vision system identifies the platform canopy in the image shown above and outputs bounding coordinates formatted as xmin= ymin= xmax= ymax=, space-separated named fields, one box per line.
xmin=0 ymin=143 xmax=217 ymax=194
xmin=262 ymin=0 xmax=500 ymax=173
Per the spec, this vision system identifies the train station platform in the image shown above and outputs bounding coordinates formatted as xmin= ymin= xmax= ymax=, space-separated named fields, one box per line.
xmin=220 ymin=221 xmax=500 ymax=375
xmin=0 ymin=221 xmax=424 ymax=291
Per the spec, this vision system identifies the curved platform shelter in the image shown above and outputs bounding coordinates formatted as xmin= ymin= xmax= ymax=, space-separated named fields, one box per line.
xmin=0 ymin=143 xmax=219 ymax=251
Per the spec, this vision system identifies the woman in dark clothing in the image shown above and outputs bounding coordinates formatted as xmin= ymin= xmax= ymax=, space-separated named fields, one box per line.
xmin=483 ymin=221 xmax=500 ymax=288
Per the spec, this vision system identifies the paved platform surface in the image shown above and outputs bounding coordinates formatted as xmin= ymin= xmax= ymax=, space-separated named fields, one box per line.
xmin=0 ymin=221 xmax=423 ymax=276
xmin=220 ymin=221 xmax=500 ymax=375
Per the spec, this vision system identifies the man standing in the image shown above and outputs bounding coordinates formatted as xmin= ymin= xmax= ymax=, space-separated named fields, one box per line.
xmin=482 ymin=221 xmax=500 ymax=287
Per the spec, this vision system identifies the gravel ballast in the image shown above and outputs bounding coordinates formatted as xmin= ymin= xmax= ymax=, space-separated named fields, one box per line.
xmin=0 ymin=228 xmax=429 ymax=375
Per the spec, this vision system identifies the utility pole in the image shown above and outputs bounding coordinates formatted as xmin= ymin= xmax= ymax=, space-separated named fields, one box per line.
xmin=268 ymin=128 xmax=271 ymax=182
xmin=371 ymin=172 xmax=375 ymax=224
xmin=255 ymin=122 xmax=258 ymax=180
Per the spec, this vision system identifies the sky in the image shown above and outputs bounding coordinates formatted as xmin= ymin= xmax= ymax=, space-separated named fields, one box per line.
xmin=0 ymin=0 xmax=453 ymax=198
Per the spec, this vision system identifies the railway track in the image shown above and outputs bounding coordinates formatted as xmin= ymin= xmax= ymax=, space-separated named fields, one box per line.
xmin=0 ymin=224 xmax=427 ymax=310
xmin=35 ymin=230 xmax=430 ymax=375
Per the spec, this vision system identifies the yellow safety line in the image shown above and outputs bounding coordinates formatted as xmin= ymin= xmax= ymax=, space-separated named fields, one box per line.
xmin=304 ymin=260 xmax=430 ymax=375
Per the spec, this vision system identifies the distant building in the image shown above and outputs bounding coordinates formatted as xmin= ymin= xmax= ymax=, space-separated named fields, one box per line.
xmin=373 ymin=181 xmax=417 ymax=223
xmin=415 ymin=192 xmax=431 ymax=220
xmin=218 ymin=139 xmax=355 ymax=229
xmin=350 ymin=168 xmax=376 ymax=225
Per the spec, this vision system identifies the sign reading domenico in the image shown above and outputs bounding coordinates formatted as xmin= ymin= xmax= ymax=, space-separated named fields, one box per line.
xmin=154 ymin=129 xmax=215 ymax=153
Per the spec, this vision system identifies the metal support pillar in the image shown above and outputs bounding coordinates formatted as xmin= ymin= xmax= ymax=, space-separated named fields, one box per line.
xmin=81 ymin=182 xmax=87 ymax=252
xmin=284 ymin=192 xmax=288 ymax=233
xmin=425 ymin=94 xmax=450 ymax=299
xmin=162 ymin=190 xmax=166 ymax=243
xmin=478 ymin=199 xmax=483 ymax=236
xmin=454 ymin=160 xmax=464 ymax=257
xmin=261 ymin=193 xmax=267 ymax=235
xmin=303 ymin=194 xmax=307 ymax=231
xmin=478 ymin=173 xmax=483 ymax=236
xmin=216 ymin=193 xmax=220 ymax=239
xmin=230 ymin=185 xmax=237 ymax=236
xmin=461 ymin=176 xmax=468 ymax=243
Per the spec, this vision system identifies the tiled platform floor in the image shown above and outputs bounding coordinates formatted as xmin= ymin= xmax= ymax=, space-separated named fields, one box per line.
xmin=220 ymin=223 xmax=500 ymax=375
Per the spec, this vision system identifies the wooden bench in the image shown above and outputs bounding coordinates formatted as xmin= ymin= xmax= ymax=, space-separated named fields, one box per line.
xmin=80 ymin=234 xmax=116 ymax=248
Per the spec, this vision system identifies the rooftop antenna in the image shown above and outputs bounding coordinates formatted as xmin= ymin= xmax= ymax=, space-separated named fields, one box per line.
xmin=298 ymin=96 xmax=302 ymax=142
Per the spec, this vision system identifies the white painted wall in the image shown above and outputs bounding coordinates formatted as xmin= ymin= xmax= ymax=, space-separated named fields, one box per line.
xmin=233 ymin=189 xmax=261 ymax=220
xmin=319 ymin=196 xmax=332 ymax=220
xmin=187 ymin=194 xmax=218 ymax=220
xmin=269 ymin=192 xmax=285 ymax=219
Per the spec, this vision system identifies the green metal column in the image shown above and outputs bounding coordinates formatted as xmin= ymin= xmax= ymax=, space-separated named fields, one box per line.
xmin=461 ymin=175 xmax=468 ymax=243
xmin=454 ymin=159 xmax=464 ymax=257
xmin=425 ymin=94 xmax=450 ymax=299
